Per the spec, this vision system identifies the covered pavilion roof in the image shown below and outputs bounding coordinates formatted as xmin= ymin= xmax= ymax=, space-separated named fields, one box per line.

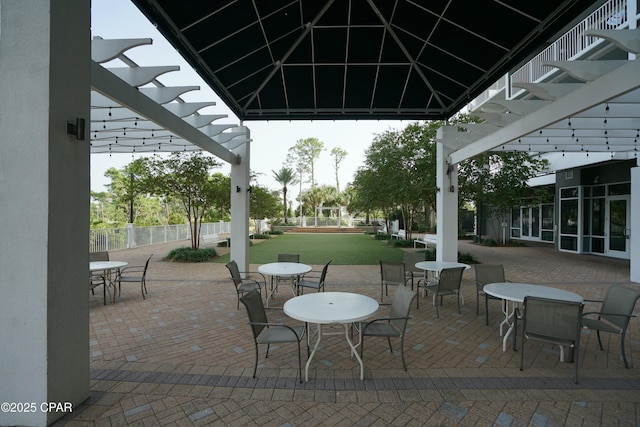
xmin=89 ymin=0 xmax=640 ymax=168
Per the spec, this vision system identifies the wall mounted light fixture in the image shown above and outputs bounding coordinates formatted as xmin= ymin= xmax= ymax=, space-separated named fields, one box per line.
xmin=236 ymin=186 xmax=241 ymax=193
xmin=66 ymin=118 xmax=86 ymax=140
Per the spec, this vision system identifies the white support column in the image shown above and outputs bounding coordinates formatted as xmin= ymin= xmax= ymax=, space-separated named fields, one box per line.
xmin=0 ymin=1 xmax=90 ymax=425
xmin=436 ymin=140 xmax=459 ymax=262
xmin=630 ymin=166 xmax=640 ymax=283
xmin=230 ymin=128 xmax=251 ymax=273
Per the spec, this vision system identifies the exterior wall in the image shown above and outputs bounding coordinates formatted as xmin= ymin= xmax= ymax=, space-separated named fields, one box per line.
xmin=556 ymin=159 xmax=636 ymax=258
xmin=0 ymin=1 xmax=90 ymax=425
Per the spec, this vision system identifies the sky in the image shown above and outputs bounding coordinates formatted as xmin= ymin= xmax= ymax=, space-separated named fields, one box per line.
xmin=90 ymin=0 xmax=410 ymax=193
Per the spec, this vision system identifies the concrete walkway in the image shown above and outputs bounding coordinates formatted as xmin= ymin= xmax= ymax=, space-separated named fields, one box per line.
xmin=59 ymin=238 xmax=639 ymax=426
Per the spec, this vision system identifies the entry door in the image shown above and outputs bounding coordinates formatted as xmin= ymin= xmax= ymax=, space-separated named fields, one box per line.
xmin=520 ymin=207 xmax=540 ymax=240
xmin=606 ymin=196 xmax=630 ymax=259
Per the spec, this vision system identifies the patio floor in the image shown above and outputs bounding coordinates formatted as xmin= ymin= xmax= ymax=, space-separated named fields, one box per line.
xmin=60 ymin=238 xmax=640 ymax=426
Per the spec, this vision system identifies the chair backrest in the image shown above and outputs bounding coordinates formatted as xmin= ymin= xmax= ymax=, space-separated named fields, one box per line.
xmin=225 ymin=260 xmax=243 ymax=287
xmin=380 ymin=261 xmax=406 ymax=286
xmin=90 ymin=251 xmax=109 ymax=262
xmin=523 ymin=296 xmax=583 ymax=343
xmin=599 ymin=285 xmax=640 ymax=329
xmin=437 ymin=267 xmax=465 ymax=293
xmin=389 ymin=285 xmax=417 ymax=331
xmin=403 ymin=252 xmax=425 ymax=273
xmin=474 ymin=264 xmax=506 ymax=291
xmin=239 ymin=289 xmax=268 ymax=339
xmin=278 ymin=253 xmax=300 ymax=263
xmin=319 ymin=260 xmax=332 ymax=283
xmin=142 ymin=254 xmax=153 ymax=275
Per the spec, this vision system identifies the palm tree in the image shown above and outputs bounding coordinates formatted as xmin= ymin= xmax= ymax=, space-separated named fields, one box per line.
xmin=272 ymin=166 xmax=297 ymax=224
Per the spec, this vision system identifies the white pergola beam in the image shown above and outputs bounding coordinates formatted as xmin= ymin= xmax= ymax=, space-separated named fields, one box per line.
xmin=449 ymin=59 xmax=640 ymax=165
xmin=91 ymin=60 xmax=237 ymax=164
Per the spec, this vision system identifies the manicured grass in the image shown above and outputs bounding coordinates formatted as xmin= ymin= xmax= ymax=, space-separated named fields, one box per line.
xmin=213 ymin=233 xmax=404 ymax=265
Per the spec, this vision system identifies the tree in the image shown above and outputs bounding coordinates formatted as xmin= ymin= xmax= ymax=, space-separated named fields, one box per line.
xmin=458 ymin=150 xmax=549 ymax=237
xmin=249 ymin=185 xmax=281 ymax=233
xmin=104 ymin=158 xmax=150 ymax=224
xmin=272 ymin=166 xmax=297 ymax=224
xmin=330 ymin=147 xmax=348 ymax=192
xmin=204 ymin=173 xmax=231 ymax=222
xmin=142 ymin=152 xmax=222 ymax=250
xmin=354 ymin=122 xmax=439 ymax=239
xmin=288 ymin=137 xmax=325 ymax=188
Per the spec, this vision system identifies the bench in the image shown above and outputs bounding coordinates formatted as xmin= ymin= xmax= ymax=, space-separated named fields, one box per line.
xmin=391 ymin=229 xmax=406 ymax=239
xmin=413 ymin=234 xmax=437 ymax=248
xmin=201 ymin=234 xmax=229 ymax=247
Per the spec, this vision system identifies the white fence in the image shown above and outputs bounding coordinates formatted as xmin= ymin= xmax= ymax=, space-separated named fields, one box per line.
xmin=89 ymin=221 xmax=231 ymax=252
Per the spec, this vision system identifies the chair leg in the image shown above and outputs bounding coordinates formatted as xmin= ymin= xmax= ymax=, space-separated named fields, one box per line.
xmin=485 ymin=295 xmax=490 ymax=325
xmin=297 ymin=342 xmax=302 ymax=383
xmin=621 ymin=331 xmax=629 ymax=368
xmin=387 ymin=337 xmax=393 ymax=354
xmin=435 ymin=296 xmax=440 ymax=318
xmin=400 ymin=336 xmax=407 ymax=371
xmin=596 ymin=330 xmax=604 ymax=351
xmin=574 ymin=346 xmax=579 ymax=384
xmin=456 ymin=292 xmax=461 ymax=314
xmin=252 ymin=343 xmax=259 ymax=378
xmin=512 ymin=312 xmax=518 ymax=351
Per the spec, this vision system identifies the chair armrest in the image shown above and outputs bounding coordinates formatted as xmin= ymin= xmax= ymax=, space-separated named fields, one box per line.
xmin=583 ymin=298 xmax=604 ymax=303
xmin=249 ymin=322 xmax=305 ymax=338
xmin=362 ymin=315 xmax=410 ymax=325
xmin=582 ymin=311 xmax=635 ymax=319
xmin=235 ymin=277 xmax=264 ymax=287
xmin=118 ymin=266 xmax=145 ymax=275
xmin=238 ymin=270 xmax=268 ymax=284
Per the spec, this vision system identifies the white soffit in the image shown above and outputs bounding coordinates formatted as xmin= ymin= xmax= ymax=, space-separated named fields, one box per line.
xmin=90 ymin=37 xmax=247 ymax=164
xmin=442 ymin=28 xmax=640 ymax=166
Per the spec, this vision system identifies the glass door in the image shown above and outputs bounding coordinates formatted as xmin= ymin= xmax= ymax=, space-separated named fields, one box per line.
xmin=519 ymin=206 xmax=541 ymax=241
xmin=606 ymin=196 xmax=630 ymax=258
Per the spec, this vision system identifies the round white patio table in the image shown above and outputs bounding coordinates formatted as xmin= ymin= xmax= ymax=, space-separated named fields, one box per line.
xmin=414 ymin=261 xmax=471 ymax=305
xmin=283 ymin=292 xmax=379 ymax=382
xmin=258 ymin=262 xmax=312 ymax=306
xmin=89 ymin=261 xmax=128 ymax=303
xmin=483 ymin=282 xmax=583 ymax=352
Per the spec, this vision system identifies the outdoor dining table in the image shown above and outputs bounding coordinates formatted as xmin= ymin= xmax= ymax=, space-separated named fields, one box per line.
xmin=414 ymin=261 xmax=471 ymax=304
xmin=483 ymin=282 xmax=584 ymax=352
xmin=258 ymin=262 xmax=312 ymax=307
xmin=283 ymin=292 xmax=379 ymax=382
xmin=89 ymin=260 xmax=128 ymax=303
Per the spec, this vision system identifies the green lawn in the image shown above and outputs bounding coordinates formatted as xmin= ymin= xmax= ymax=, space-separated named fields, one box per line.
xmin=213 ymin=233 xmax=405 ymax=265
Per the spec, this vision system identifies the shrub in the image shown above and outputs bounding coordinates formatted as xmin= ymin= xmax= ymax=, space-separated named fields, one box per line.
xmin=166 ymin=246 xmax=217 ymax=262
xmin=386 ymin=239 xmax=414 ymax=248
xmin=374 ymin=233 xmax=391 ymax=240
xmin=266 ymin=229 xmax=284 ymax=235
xmin=458 ymin=252 xmax=477 ymax=264
xmin=253 ymin=233 xmax=271 ymax=239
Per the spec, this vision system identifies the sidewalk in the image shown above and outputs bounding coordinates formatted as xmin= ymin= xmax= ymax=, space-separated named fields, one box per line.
xmin=60 ymin=239 xmax=640 ymax=426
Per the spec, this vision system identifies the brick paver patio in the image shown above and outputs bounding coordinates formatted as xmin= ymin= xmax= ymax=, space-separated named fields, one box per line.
xmin=58 ymin=237 xmax=640 ymax=426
